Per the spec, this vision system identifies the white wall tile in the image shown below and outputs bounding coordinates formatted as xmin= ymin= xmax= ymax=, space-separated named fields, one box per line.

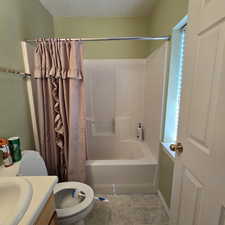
xmin=144 ymin=43 xmax=169 ymax=161
xmin=84 ymin=47 xmax=168 ymax=161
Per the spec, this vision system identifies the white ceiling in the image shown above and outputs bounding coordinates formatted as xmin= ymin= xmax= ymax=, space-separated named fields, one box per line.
xmin=40 ymin=0 xmax=156 ymax=17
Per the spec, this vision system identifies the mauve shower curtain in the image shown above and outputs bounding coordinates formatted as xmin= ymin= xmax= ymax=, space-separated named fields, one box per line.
xmin=32 ymin=39 xmax=86 ymax=182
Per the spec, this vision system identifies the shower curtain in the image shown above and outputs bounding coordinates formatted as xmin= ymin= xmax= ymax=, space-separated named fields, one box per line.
xmin=32 ymin=39 xmax=86 ymax=182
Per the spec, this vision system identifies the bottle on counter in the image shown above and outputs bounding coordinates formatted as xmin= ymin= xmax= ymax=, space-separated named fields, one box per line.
xmin=8 ymin=137 xmax=22 ymax=162
xmin=0 ymin=138 xmax=6 ymax=166
xmin=0 ymin=141 xmax=13 ymax=167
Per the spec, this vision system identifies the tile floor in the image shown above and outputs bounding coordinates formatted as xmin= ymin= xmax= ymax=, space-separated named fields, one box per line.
xmin=84 ymin=194 xmax=169 ymax=225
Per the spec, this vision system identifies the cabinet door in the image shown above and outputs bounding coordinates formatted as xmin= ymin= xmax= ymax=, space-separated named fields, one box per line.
xmin=35 ymin=194 xmax=56 ymax=225
xmin=49 ymin=212 xmax=58 ymax=225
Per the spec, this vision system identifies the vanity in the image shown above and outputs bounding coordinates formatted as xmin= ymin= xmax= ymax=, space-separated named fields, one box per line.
xmin=23 ymin=176 xmax=58 ymax=225
xmin=0 ymin=171 xmax=58 ymax=225
xmin=35 ymin=194 xmax=58 ymax=225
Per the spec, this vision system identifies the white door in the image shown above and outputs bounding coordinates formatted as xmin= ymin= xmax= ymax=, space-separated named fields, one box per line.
xmin=170 ymin=0 xmax=225 ymax=225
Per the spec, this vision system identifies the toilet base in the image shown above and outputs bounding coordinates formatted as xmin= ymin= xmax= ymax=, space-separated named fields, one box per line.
xmin=75 ymin=220 xmax=85 ymax=225
xmin=59 ymin=219 xmax=85 ymax=225
xmin=57 ymin=201 xmax=94 ymax=225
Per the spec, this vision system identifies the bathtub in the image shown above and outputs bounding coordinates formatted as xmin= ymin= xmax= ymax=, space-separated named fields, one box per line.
xmin=86 ymin=139 xmax=158 ymax=194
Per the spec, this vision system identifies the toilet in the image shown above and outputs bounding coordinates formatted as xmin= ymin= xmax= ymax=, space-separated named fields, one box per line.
xmin=17 ymin=150 xmax=95 ymax=225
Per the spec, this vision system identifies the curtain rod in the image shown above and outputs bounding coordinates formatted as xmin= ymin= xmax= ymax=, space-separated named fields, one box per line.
xmin=26 ymin=36 xmax=171 ymax=42
xmin=1 ymin=36 xmax=170 ymax=78
xmin=0 ymin=66 xmax=31 ymax=77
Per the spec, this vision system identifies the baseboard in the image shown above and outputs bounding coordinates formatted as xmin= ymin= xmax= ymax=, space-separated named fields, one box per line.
xmin=157 ymin=190 xmax=170 ymax=217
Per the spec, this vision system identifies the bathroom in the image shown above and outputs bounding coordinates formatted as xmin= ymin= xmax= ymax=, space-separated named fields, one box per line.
xmin=1 ymin=0 xmax=225 ymax=225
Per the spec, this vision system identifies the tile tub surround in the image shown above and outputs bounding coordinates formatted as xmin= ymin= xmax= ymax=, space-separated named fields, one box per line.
xmin=84 ymin=59 xmax=145 ymax=143
xmin=144 ymin=43 xmax=169 ymax=162
xmin=85 ymin=44 xmax=169 ymax=165
xmin=84 ymin=194 xmax=169 ymax=225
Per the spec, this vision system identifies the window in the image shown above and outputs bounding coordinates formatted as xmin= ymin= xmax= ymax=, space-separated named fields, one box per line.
xmin=163 ymin=16 xmax=187 ymax=144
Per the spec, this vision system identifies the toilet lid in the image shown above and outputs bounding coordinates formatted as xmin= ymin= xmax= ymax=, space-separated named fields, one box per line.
xmin=54 ymin=182 xmax=94 ymax=218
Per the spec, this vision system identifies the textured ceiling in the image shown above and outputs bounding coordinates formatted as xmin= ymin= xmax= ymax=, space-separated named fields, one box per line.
xmin=40 ymin=0 xmax=156 ymax=17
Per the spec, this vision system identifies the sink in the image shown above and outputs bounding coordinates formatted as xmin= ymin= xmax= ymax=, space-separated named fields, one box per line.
xmin=0 ymin=177 xmax=33 ymax=225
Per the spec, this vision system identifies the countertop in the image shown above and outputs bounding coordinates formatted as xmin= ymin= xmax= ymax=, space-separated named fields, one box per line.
xmin=0 ymin=161 xmax=21 ymax=177
xmin=19 ymin=176 xmax=58 ymax=225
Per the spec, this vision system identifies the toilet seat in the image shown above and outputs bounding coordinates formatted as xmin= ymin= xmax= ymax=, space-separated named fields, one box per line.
xmin=54 ymin=182 xmax=94 ymax=218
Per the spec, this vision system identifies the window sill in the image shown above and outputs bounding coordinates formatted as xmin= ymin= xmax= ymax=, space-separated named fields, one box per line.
xmin=161 ymin=142 xmax=176 ymax=161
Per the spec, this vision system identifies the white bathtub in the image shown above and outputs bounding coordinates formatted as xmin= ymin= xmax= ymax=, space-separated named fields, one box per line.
xmin=86 ymin=139 xmax=158 ymax=194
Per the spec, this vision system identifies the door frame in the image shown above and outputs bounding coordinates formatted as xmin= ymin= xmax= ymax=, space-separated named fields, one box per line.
xmin=21 ymin=41 xmax=40 ymax=151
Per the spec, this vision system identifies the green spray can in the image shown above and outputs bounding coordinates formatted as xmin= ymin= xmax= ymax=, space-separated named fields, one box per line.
xmin=8 ymin=137 xmax=22 ymax=162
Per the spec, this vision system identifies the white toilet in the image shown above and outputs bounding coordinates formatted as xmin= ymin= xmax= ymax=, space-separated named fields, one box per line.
xmin=17 ymin=150 xmax=95 ymax=225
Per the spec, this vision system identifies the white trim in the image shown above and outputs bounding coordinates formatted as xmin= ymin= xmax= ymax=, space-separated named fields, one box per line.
xmin=21 ymin=41 xmax=40 ymax=151
xmin=158 ymin=190 xmax=170 ymax=217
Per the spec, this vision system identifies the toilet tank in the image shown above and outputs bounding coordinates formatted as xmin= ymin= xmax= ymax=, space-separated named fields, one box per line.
xmin=18 ymin=150 xmax=48 ymax=176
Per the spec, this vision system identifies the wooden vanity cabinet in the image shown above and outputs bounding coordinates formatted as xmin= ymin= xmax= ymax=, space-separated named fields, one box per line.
xmin=35 ymin=194 xmax=58 ymax=225
xmin=49 ymin=213 xmax=58 ymax=225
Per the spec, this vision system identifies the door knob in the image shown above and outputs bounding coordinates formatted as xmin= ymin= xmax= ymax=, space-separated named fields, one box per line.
xmin=170 ymin=142 xmax=183 ymax=153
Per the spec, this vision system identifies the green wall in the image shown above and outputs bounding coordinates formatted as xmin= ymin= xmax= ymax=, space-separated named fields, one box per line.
xmin=148 ymin=0 xmax=189 ymax=53
xmin=54 ymin=0 xmax=189 ymax=58
xmin=159 ymin=148 xmax=174 ymax=208
xmin=0 ymin=0 xmax=54 ymax=149
xmin=153 ymin=0 xmax=188 ymax=208
xmin=54 ymin=17 xmax=149 ymax=59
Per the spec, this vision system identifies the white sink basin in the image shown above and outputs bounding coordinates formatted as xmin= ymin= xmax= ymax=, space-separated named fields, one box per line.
xmin=0 ymin=177 xmax=33 ymax=225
